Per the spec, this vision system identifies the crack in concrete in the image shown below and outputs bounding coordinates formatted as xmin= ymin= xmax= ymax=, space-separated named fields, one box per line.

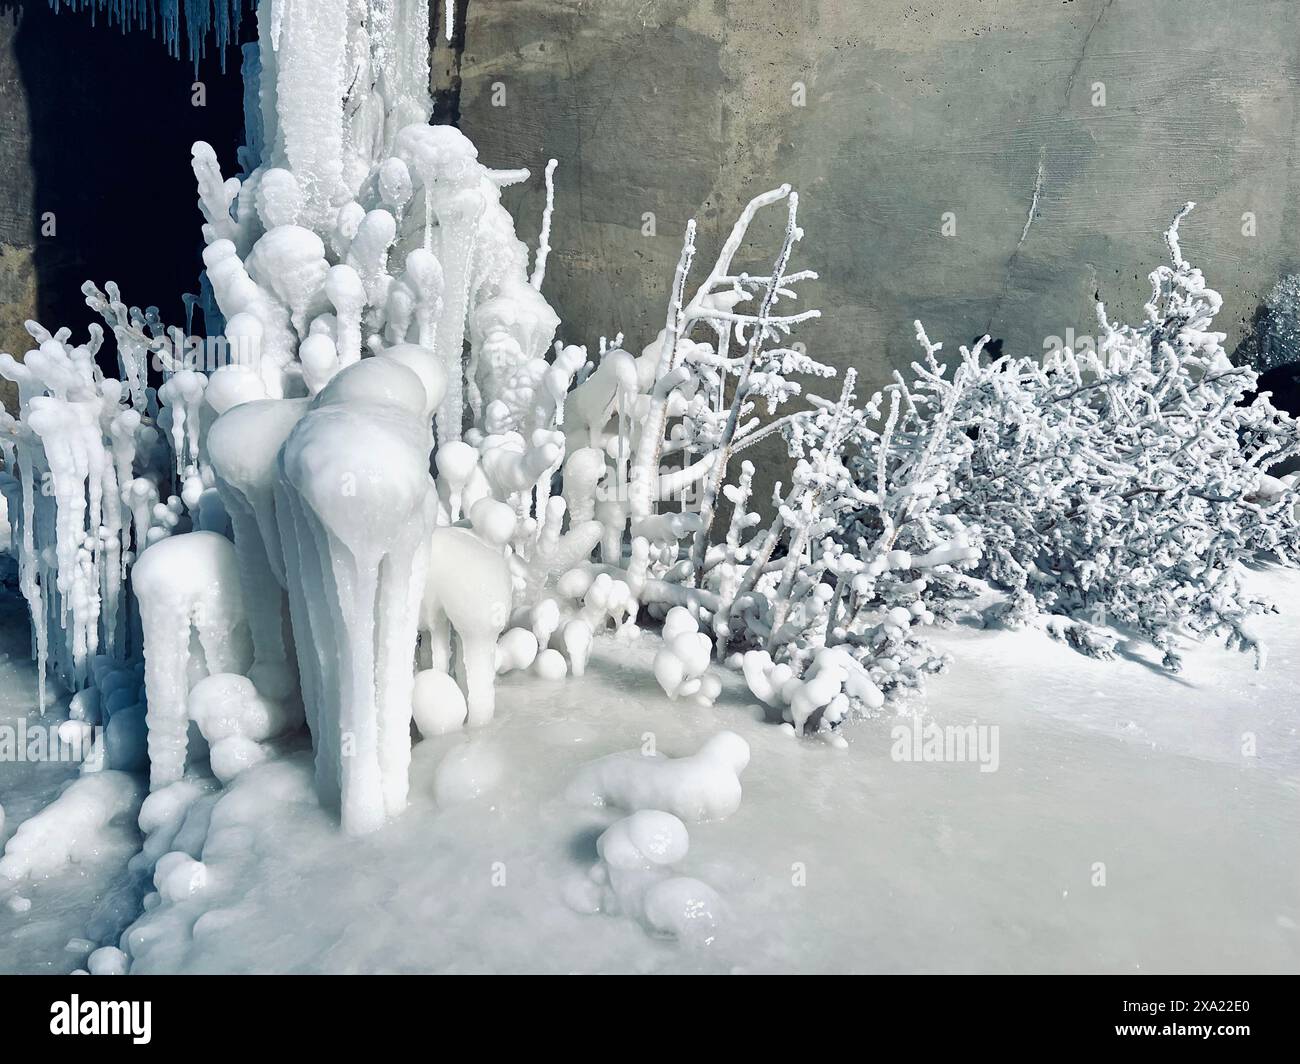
xmin=987 ymin=145 xmax=1047 ymax=336
xmin=1062 ymin=0 xmax=1115 ymax=110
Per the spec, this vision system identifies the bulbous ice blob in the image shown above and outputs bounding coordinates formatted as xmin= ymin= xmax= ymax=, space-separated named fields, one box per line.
xmin=244 ymin=224 xmax=331 ymax=338
xmin=434 ymin=440 xmax=480 ymax=522
xmin=596 ymin=810 xmax=690 ymax=870
xmin=662 ymin=606 xmax=699 ymax=642
xmin=643 ymin=876 xmax=723 ymax=946
xmin=255 ymin=168 xmax=303 ymax=229
xmin=378 ymin=343 xmax=447 ymax=420
xmin=567 ymin=731 xmax=750 ymax=822
xmin=412 ymin=668 xmax=468 ymax=737
xmin=562 ymin=618 xmax=594 ymax=677
xmin=87 ymin=946 xmax=129 ymax=976
xmin=154 ymin=851 xmax=209 ymax=902
xmin=561 ymin=447 xmax=607 ymax=524
xmin=433 ymin=740 xmax=504 ymax=807
xmin=104 ymin=703 xmax=148 ymax=772
xmin=378 ymin=156 xmax=413 ymax=209
xmin=204 ymin=363 xmax=268 ymax=417
xmin=534 ymin=648 xmax=567 ymax=680
xmin=299 ymin=334 xmax=339 ymax=395
xmin=555 ymin=566 xmax=593 ymax=602
xmin=469 ymin=497 xmax=516 ymax=547
xmin=324 ymin=264 xmax=367 ymax=366
xmin=209 ymin=735 xmax=269 ymax=784
xmin=312 ymin=356 xmax=428 ymax=420
xmin=495 ymin=627 xmax=538 ymax=674
xmin=331 ymin=201 xmax=366 ymax=257
xmin=188 ymin=672 xmax=293 ymax=743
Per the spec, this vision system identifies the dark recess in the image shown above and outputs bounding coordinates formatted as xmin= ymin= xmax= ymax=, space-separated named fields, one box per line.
xmin=5 ymin=0 xmax=249 ymax=346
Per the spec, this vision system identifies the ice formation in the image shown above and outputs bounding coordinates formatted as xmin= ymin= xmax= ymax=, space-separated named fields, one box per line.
xmin=566 ymin=731 xmax=751 ymax=823
xmin=567 ymin=810 xmax=724 ymax=947
xmin=48 ymin=1 xmax=247 ymax=70
xmin=3 ymin=0 xmax=1298 ymax=872
xmin=0 ymin=772 xmax=145 ymax=882
xmin=653 ymin=607 xmax=722 ymax=705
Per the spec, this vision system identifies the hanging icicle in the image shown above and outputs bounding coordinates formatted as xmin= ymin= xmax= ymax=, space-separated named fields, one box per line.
xmin=47 ymin=0 xmax=246 ymax=71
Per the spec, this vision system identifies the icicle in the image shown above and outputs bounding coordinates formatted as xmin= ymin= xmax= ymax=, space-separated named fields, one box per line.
xmin=530 ymin=158 xmax=558 ymax=291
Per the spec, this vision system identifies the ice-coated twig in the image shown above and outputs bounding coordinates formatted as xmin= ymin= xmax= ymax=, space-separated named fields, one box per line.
xmin=530 ymin=158 xmax=559 ymax=291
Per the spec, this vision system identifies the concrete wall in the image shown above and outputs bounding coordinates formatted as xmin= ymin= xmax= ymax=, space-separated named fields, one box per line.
xmin=454 ymin=0 xmax=1300 ymax=395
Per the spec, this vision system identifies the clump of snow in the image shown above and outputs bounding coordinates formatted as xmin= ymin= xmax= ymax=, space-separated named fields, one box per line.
xmin=188 ymin=672 xmax=296 ymax=783
xmin=567 ymin=731 xmax=750 ymax=822
xmin=0 ymin=772 xmax=144 ymax=883
xmin=411 ymin=669 xmax=467 ymax=738
xmin=653 ymin=608 xmax=722 ymax=706
xmin=86 ymin=945 xmax=129 ymax=976
xmin=569 ymin=810 xmax=724 ymax=948
xmin=743 ymin=645 xmax=883 ymax=742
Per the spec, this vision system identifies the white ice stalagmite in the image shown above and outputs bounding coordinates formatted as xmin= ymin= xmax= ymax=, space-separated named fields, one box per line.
xmin=265 ymin=0 xmax=350 ymax=232
xmin=396 ymin=125 xmax=485 ymax=442
xmin=278 ymin=355 xmax=440 ymax=833
xmin=131 ymin=531 xmax=253 ymax=789
xmin=421 ymin=524 xmax=514 ymax=728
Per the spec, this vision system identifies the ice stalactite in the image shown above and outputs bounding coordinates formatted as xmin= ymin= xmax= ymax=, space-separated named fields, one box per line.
xmin=0 ymin=323 xmax=166 ymax=703
xmin=47 ymin=1 xmax=247 ymax=70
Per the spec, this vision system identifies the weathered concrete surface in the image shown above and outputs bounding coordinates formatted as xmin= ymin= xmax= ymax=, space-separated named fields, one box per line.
xmin=0 ymin=10 xmax=34 ymax=411
xmin=455 ymin=0 xmax=1300 ymax=395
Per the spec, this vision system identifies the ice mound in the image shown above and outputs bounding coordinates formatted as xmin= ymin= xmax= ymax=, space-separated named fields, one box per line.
xmin=568 ymin=810 xmax=724 ymax=948
xmin=566 ymin=731 xmax=750 ymax=822
xmin=0 ymin=772 xmax=145 ymax=882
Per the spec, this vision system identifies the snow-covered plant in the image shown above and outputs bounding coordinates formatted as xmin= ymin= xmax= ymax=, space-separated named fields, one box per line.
xmin=632 ymin=326 xmax=981 ymax=737
xmin=1235 ymin=272 xmax=1300 ymax=376
xmin=946 ymin=204 xmax=1300 ymax=669
xmin=561 ymin=186 xmax=828 ymax=595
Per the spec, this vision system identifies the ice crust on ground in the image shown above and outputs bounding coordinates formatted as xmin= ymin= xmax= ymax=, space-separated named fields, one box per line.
xmin=29 ymin=572 xmax=1293 ymax=974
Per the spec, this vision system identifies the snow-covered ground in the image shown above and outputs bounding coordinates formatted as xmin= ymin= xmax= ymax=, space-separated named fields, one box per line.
xmin=1 ymin=568 xmax=1298 ymax=974
xmin=0 ymin=590 xmax=144 ymax=974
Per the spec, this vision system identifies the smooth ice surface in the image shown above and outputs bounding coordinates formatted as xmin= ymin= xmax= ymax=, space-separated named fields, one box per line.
xmin=3 ymin=564 xmax=1277 ymax=974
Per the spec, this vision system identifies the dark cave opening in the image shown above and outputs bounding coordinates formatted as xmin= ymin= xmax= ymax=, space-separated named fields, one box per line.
xmin=6 ymin=0 xmax=250 ymax=345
